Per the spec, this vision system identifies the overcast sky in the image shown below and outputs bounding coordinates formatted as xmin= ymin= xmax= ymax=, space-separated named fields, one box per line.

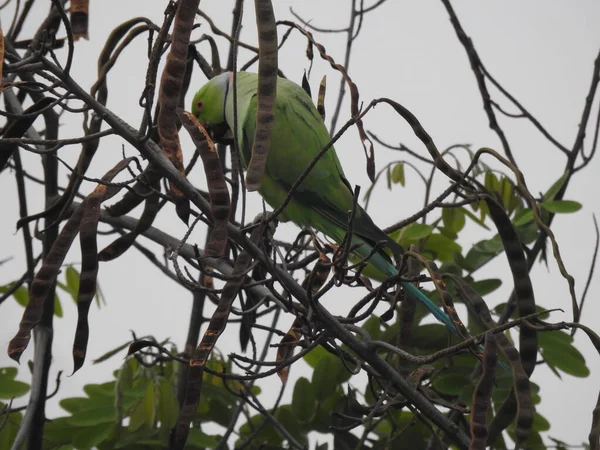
xmin=1 ymin=0 xmax=600 ymax=446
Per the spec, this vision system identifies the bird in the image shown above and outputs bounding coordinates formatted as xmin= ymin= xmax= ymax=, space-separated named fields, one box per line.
xmin=191 ymin=71 xmax=458 ymax=335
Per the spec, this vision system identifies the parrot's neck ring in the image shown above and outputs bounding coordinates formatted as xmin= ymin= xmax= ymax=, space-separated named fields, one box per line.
xmin=222 ymin=72 xmax=233 ymax=124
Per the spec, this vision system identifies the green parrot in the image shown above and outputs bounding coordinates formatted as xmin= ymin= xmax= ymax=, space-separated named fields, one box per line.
xmin=191 ymin=71 xmax=457 ymax=334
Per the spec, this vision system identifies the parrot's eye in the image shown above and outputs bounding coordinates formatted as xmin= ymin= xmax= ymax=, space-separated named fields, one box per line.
xmin=195 ymin=99 xmax=204 ymax=110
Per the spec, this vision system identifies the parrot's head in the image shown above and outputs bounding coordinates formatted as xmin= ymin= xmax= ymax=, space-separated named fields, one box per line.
xmin=191 ymin=72 xmax=232 ymax=125
xmin=191 ymin=72 xmax=233 ymax=144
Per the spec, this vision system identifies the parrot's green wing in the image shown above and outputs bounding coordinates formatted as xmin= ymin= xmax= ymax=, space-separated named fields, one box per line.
xmin=233 ymin=74 xmax=395 ymax=244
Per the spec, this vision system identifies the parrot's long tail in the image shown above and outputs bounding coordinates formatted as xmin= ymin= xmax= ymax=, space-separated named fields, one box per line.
xmin=400 ymin=282 xmax=457 ymax=333
xmin=349 ymin=234 xmax=458 ymax=335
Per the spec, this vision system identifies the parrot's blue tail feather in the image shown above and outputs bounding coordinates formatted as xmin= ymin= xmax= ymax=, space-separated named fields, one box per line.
xmin=351 ymin=235 xmax=458 ymax=334
xmin=401 ymin=282 xmax=457 ymax=333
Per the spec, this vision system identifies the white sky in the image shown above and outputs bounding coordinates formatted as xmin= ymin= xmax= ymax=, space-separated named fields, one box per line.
xmin=1 ymin=0 xmax=599 ymax=447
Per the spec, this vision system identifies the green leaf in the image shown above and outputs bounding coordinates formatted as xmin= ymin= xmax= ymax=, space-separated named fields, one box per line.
xmin=545 ymin=356 xmax=563 ymax=379
xmin=303 ymin=345 xmax=329 ymax=369
xmin=442 ymin=208 xmax=466 ymax=233
xmin=65 ymin=265 xmax=80 ymax=301
xmin=117 ymin=437 xmax=164 ymax=448
xmin=543 ymin=171 xmax=568 ymax=202
xmin=490 ymin=378 xmax=541 ymax=408
xmin=540 ymin=200 xmax=582 ymax=213
xmin=238 ymin=414 xmax=282 ymax=446
xmin=162 ymin=355 xmax=175 ymax=380
xmin=395 ymin=223 xmax=433 ymax=242
xmin=492 ymin=303 xmax=551 ymax=322
xmin=129 ymin=381 xmax=156 ymax=431
xmin=374 ymin=411 xmax=428 ymax=446
xmin=477 ymin=235 xmax=505 ymax=253
xmin=187 ymin=429 xmax=219 ymax=448
xmin=437 ymin=226 xmax=458 ymax=240
xmin=362 ymin=184 xmax=374 ymax=202
xmin=470 ymin=279 xmax=502 ymax=296
xmin=292 ymin=377 xmax=316 ymax=423
xmin=484 ymin=172 xmax=500 ymax=192
xmin=460 ymin=237 xmax=504 ymax=272
xmin=439 ymin=261 xmax=463 ymax=277
xmin=390 ymin=162 xmax=405 ymax=185
xmin=373 ymin=418 xmax=392 ymax=437
xmin=206 ymin=396 xmax=234 ymax=427
xmin=499 ymin=176 xmax=518 ymax=213
xmin=67 ymin=405 xmax=116 ymax=426
xmin=411 ymin=324 xmax=450 ymax=350
xmin=275 ymin=405 xmax=307 ymax=445
xmin=538 ymin=331 xmax=590 ymax=378
xmin=386 ymin=165 xmax=392 ymax=190
xmin=111 ymin=430 xmax=155 ymax=449
xmin=310 ymin=389 xmax=342 ymax=433
xmin=60 ymin=397 xmax=90 ymax=414
xmin=12 ymin=286 xmax=28 ymax=307
xmin=311 ymin=349 xmax=354 ymax=398
xmin=530 ymin=381 xmax=541 ymax=405
xmin=85 ymin=382 xmax=116 ymax=398
xmin=73 ymin=424 xmax=114 ymax=449
xmin=0 ymin=367 xmax=17 ymax=379
xmin=538 ymin=330 xmax=578 ymax=352
xmin=516 ymin=222 xmax=540 ymax=245
xmin=442 ymin=208 xmax=465 ymax=233
xmin=462 ymin=206 xmax=490 ymax=230
xmin=196 ymin=393 xmax=210 ymax=417
xmin=158 ymin=378 xmax=178 ymax=429
xmin=54 ymin=293 xmax=63 ymax=317
xmin=112 ymin=429 xmax=162 ymax=449
xmin=432 ymin=373 xmax=470 ymax=396
xmin=0 ymin=411 xmax=21 ymax=449
xmin=478 ymin=198 xmax=489 ymax=221
xmin=422 ymin=233 xmax=462 ymax=262
xmin=43 ymin=418 xmax=74 ymax=446
xmin=312 ymin=355 xmax=340 ymax=401
xmin=0 ymin=379 xmax=29 ymax=399
xmin=533 ymin=412 xmax=550 ymax=432
xmin=116 ymin=358 xmax=137 ymax=403
xmin=362 ymin=315 xmax=382 ymax=340
xmin=513 ymin=209 xmax=534 ymax=227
